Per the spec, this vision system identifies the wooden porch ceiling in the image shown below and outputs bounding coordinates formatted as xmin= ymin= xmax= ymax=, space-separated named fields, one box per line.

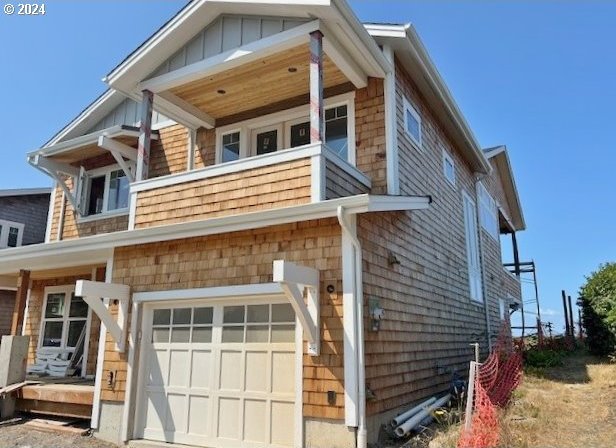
xmin=49 ymin=136 xmax=137 ymax=165
xmin=169 ymin=44 xmax=349 ymax=121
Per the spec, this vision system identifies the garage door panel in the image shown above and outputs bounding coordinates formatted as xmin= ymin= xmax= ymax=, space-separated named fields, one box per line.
xmin=169 ymin=350 xmax=190 ymax=387
xmin=244 ymin=399 xmax=267 ymax=443
xmin=220 ymin=350 xmax=242 ymax=391
xmin=271 ymin=401 xmax=295 ymax=446
xmin=145 ymin=391 xmax=168 ymax=432
xmin=188 ymin=395 xmax=210 ymax=436
xmin=245 ymin=351 xmax=268 ymax=393
xmin=148 ymin=349 xmax=168 ymax=387
xmin=191 ymin=350 xmax=213 ymax=389
xmin=217 ymin=397 xmax=240 ymax=439
xmin=271 ymin=351 xmax=295 ymax=394
xmin=166 ymin=393 xmax=187 ymax=432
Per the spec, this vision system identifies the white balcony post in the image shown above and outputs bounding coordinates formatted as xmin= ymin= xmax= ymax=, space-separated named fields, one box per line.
xmin=136 ymin=90 xmax=154 ymax=182
xmin=309 ymin=30 xmax=324 ymax=144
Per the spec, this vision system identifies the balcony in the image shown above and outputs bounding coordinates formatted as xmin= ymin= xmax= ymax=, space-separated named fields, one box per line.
xmin=128 ymin=142 xmax=371 ymax=230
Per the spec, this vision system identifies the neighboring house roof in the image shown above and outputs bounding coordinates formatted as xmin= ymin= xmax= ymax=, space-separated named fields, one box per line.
xmin=365 ymin=23 xmax=492 ymax=175
xmin=483 ymin=145 xmax=526 ymax=231
xmin=0 ymin=188 xmax=52 ymax=198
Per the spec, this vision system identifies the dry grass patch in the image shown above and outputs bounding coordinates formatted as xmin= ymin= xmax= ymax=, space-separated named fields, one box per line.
xmin=409 ymin=352 xmax=616 ymax=448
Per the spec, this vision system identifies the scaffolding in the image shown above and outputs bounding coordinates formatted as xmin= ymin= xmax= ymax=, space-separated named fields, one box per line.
xmin=503 ymin=260 xmax=541 ymax=340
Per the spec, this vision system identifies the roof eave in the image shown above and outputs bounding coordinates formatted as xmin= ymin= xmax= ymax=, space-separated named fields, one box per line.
xmin=485 ymin=146 xmax=526 ymax=231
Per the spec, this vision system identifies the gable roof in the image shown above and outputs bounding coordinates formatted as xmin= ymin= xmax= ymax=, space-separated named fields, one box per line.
xmin=483 ymin=145 xmax=525 ymax=231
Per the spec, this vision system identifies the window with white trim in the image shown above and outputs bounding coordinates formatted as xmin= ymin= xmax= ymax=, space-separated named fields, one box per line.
xmin=40 ymin=286 xmax=89 ymax=350
xmin=463 ymin=192 xmax=483 ymax=303
xmin=443 ymin=150 xmax=456 ymax=186
xmin=499 ymin=298 xmax=506 ymax=320
xmin=81 ymin=166 xmax=131 ymax=218
xmin=216 ymin=95 xmax=355 ymax=165
xmin=0 ymin=219 xmax=24 ymax=248
xmin=403 ymin=97 xmax=422 ymax=148
xmin=478 ymin=182 xmax=499 ymax=240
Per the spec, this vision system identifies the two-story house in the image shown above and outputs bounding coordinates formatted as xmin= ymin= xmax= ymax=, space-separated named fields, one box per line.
xmin=0 ymin=1 xmax=525 ymax=447
xmin=0 ymin=188 xmax=51 ymax=338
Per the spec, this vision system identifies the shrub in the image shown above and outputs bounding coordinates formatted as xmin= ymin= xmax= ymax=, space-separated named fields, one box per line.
xmin=524 ymin=348 xmax=564 ymax=368
xmin=579 ymin=262 xmax=616 ymax=356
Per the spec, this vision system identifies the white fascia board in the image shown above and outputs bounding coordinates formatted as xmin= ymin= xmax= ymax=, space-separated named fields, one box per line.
xmin=364 ymin=23 xmax=408 ymax=39
xmin=0 ymin=188 xmax=52 ymax=198
xmin=0 ymin=194 xmax=430 ymax=276
xmin=133 ymin=283 xmax=284 ymax=303
xmin=139 ymin=20 xmax=320 ymax=93
xmin=321 ymin=23 xmax=368 ymax=88
xmin=28 ymin=125 xmax=141 ymax=160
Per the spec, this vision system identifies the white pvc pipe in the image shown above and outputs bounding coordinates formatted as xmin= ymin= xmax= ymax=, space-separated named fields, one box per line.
xmin=337 ymin=206 xmax=367 ymax=448
xmin=391 ymin=397 xmax=437 ymax=428
xmin=395 ymin=394 xmax=451 ymax=438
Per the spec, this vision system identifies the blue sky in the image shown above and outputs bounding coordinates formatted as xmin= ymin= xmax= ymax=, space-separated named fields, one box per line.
xmin=2 ymin=1 xmax=614 ymax=334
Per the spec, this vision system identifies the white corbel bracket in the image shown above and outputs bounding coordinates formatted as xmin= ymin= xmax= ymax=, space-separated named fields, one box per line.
xmin=273 ymin=260 xmax=320 ymax=356
xmin=75 ymin=280 xmax=131 ymax=353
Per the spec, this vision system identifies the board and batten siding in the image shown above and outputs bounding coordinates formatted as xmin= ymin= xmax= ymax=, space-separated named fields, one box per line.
xmin=359 ymin=58 xmax=510 ymax=418
xmin=104 ymin=220 xmax=346 ymax=419
xmin=147 ymin=14 xmax=309 ymax=81
xmin=134 ymin=158 xmax=312 ymax=229
xmin=87 ymin=98 xmax=168 ymax=134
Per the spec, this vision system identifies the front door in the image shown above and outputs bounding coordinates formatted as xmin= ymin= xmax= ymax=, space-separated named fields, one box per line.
xmin=137 ymin=301 xmax=297 ymax=448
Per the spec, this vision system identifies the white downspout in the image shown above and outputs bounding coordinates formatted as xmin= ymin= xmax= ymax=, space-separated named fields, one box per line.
xmin=337 ymin=206 xmax=367 ymax=448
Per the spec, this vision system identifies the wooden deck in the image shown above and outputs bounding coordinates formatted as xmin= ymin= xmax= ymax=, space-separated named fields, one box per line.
xmin=16 ymin=376 xmax=94 ymax=419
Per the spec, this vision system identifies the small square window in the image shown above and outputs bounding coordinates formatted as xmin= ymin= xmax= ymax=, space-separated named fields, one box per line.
xmin=443 ymin=151 xmax=456 ymax=186
xmin=403 ymin=97 xmax=422 ymax=148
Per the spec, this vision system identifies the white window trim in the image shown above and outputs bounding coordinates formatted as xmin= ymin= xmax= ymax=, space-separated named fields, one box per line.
xmin=402 ymin=96 xmax=422 ymax=149
xmin=463 ymin=191 xmax=484 ymax=304
xmin=0 ymin=219 xmax=25 ymax=248
xmin=442 ymin=150 xmax=456 ymax=186
xmin=77 ymin=163 xmax=133 ymax=223
xmin=478 ymin=182 xmax=499 ymax=241
xmin=499 ymin=298 xmax=506 ymax=321
xmin=38 ymin=285 xmax=91 ymax=352
xmin=215 ymin=91 xmax=356 ymax=166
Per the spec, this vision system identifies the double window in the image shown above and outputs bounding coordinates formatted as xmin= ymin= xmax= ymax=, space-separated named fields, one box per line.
xmin=0 ymin=219 xmax=24 ymax=248
xmin=217 ymin=96 xmax=354 ymax=165
xmin=40 ymin=286 xmax=89 ymax=350
xmin=80 ymin=166 xmax=130 ymax=218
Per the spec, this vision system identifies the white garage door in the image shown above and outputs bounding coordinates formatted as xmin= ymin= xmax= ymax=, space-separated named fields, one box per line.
xmin=137 ymin=301 xmax=297 ymax=448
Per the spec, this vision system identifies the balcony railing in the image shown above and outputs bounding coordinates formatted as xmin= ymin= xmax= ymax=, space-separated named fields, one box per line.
xmin=128 ymin=142 xmax=371 ymax=230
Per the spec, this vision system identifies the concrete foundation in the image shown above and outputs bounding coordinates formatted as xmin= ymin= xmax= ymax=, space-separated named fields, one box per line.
xmin=305 ymin=418 xmax=356 ymax=448
xmin=94 ymin=400 xmax=124 ymax=446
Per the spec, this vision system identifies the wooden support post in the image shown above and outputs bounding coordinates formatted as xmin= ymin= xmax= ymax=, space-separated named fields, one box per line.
xmin=578 ymin=308 xmax=583 ymax=341
xmin=562 ymin=290 xmax=570 ymax=338
xmin=567 ymin=295 xmax=575 ymax=339
xmin=10 ymin=270 xmax=30 ymax=335
xmin=511 ymin=231 xmax=521 ymax=277
xmin=309 ymin=30 xmax=324 ymax=144
xmin=136 ymin=90 xmax=154 ymax=182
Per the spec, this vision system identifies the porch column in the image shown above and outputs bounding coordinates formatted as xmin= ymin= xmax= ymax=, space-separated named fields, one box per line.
xmin=136 ymin=89 xmax=154 ymax=182
xmin=309 ymin=30 xmax=324 ymax=143
xmin=10 ymin=270 xmax=30 ymax=335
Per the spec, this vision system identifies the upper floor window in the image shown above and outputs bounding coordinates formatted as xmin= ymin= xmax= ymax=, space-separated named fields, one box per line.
xmin=403 ymin=97 xmax=422 ymax=148
xmin=0 ymin=219 xmax=24 ymax=248
xmin=463 ymin=192 xmax=483 ymax=303
xmin=478 ymin=183 xmax=498 ymax=240
xmin=216 ymin=93 xmax=355 ymax=165
xmin=443 ymin=150 xmax=456 ymax=186
xmin=80 ymin=166 xmax=130 ymax=218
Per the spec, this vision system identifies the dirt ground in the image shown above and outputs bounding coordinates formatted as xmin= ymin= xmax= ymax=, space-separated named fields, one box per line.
xmin=423 ymin=351 xmax=616 ymax=448
xmin=0 ymin=419 xmax=116 ymax=448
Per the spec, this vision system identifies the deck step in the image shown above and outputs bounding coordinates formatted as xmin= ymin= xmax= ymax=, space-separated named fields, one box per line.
xmin=16 ymin=383 xmax=94 ymax=419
